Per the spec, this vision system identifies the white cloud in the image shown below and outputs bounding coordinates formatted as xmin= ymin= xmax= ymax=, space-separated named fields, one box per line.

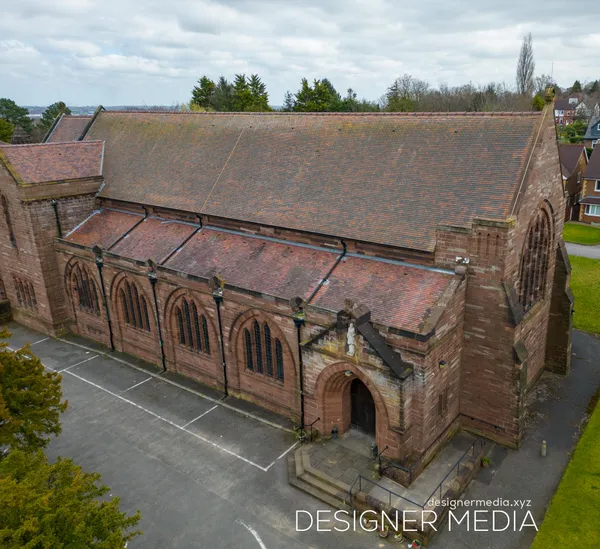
xmin=0 ymin=0 xmax=598 ymax=106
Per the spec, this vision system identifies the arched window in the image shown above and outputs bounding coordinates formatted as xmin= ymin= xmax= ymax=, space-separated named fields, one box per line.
xmin=202 ymin=315 xmax=210 ymax=355
xmin=176 ymin=307 xmax=185 ymax=345
xmin=72 ymin=265 xmax=101 ymax=315
xmin=519 ymin=210 xmax=552 ymax=311
xmin=253 ymin=320 xmax=263 ymax=373
xmin=276 ymin=339 xmax=284 ymax=381
xmin=13 ymin=276 xmax=36 ymax=310
xmin=244 ymin=328 xmax=253 ymax=371
xmin=120 ymin=280 xmax=151 ymax=332
xmin=173 ymin=297 xmax=210 ymax=355
xmin=264 ymin=323 xmax=273 ymax=377
xmin=243 ymin=319 xmax=284 ymax=382
xmin=1 ymin=195 xmax=17 ymax=248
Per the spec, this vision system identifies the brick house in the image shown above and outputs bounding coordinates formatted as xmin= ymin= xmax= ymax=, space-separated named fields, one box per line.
xmin=584 ymin=115 xmax=600 ymax=149
xmin=559 ymin=143 xmax=588 ymax=221
xmin=580 ymin=150 xmax=600 ymax=224
xmin=554 ymin=98 xmax=578 ymax=125
xmin=0 ymin=105 xmax=572 ymax=478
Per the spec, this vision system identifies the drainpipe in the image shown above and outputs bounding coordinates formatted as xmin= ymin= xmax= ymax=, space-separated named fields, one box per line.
xmin=147 ymin=263 xmax=166 ymax=372
xmin=51 ymin=199 xmax=63 ymax=238
xmin=93 ymin=246 xmax=114 ymax=351
xmin=293 ymin=306 xmax=307 ymax=430
xmin=212 ymin=287 xmax=228 ymax=397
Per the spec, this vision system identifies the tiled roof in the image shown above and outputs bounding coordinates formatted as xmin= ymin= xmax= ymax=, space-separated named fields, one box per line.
xmin=46 ymin=115 xmax=92 ymax=143
xmin=165 ymin=227 xmax=339 ymax=300
xmin=558 ymin=144 xmax=585 ymax=177
xmin=311 ymin=255 xmax=453 ymax=332
xmin=554 ymin=99 xmax=575 ymax=111
xmin=64 ymin=209 xmax=143 ymax=249
xmin=85 ymin=111 xmax=541 ymax=252
xmin=584 ymin=149 xmax=600 ymax=180
xmin=0 ymin=141 xmax=103 ymax=184
xmin=63 ymin=210 xmax=456 ymax=331
xmin=110 ymin=217 xmax=197 ymax=263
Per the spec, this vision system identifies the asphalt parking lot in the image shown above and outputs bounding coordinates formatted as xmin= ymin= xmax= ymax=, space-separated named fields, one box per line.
xmin=4 ymin=322 xmax=382 ymax=549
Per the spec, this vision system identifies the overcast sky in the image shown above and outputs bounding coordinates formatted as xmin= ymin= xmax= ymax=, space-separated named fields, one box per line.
xmin=1 ymin=0 xmax=598 ymax=107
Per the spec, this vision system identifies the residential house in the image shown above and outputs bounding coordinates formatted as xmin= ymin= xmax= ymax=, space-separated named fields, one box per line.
xmin=580 ymin=148 xmax=600 ymax=223
xmin=584 ymin=115 xmax=600 ymax=149
xmin=554 ymin=97 xmax=589 ymax=125
xmin=559 ymin=143 xmax=587 ymax=221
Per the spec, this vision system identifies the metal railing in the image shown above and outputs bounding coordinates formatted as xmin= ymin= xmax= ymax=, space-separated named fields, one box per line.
xmin=348 ymin=437 xmax=485 ymax=512
xmin=424 ymin=438 xmax=485 ymax=505
xmin=348 ymin=474 xmax=424 ymax=510
xmin=307 ymin=417 xmax=320 ymax=443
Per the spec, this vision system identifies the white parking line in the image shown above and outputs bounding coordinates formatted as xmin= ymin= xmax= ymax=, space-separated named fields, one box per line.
xmin=181 ymin=405 xmax=218 ymax=428
xmin=30 ymin=337 xmax=50 ymax=346
xmin=63 ymin=368 xmax=271 ymax=472
xmin=120 ymin=376 xmax=153 ymax=394
xmin=236 ymin=519 xmax=268 ymax=549
xmin=60 ymin=354 xmax=98 ymax=372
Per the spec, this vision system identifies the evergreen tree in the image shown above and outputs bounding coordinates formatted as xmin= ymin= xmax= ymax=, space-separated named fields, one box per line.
xmin=0 ymin=329 xmax=67 ymax=451
xmin=191 ymin=76 xmax=216 ymax=109
xmin=40 ymin=101 xmax=71 ymax=133
xmin=247 ymin=74 xmax=270 ymax=111
xmin=282 ymin=91 xmax=295 ymax=112
xmin=588 ymin=80 xmax=599 ymax=93
xmin=0 ymin=119 xmax=14 ymax=143
xmin=571 ymin=80 xmax=582 ymax=93
xmin=293 ymin=78 xmax=342 ymax=112
xmin=212 ymin=76 xmax=234 ymax=111
xmin=0 ymin=449 xmax=141 ymax=548
xmin=0 ymin=98 xmax=32 ymax=134
xmin=232 ymin=74 xmax=252 ymax=111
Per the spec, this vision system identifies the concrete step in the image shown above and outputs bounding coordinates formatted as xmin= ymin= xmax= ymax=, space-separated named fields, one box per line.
xmin=300 ymin=449 xmax=351 ymax=493
xmin=287 ymin=452 xmax=351 ymax=511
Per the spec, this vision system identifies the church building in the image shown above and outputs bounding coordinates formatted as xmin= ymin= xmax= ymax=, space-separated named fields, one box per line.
xmin=0 ymin=104 xmax=572 ymax=478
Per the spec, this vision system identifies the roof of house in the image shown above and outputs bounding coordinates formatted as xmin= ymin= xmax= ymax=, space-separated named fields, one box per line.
xmin=45 ymin=115 xmax=93 ymax=143
xmin=584 ymin=149 xmax=600 ymax=180
xmin=62 ymin=209 xmax=456 ymax=332
xmin=558 ymin=143 xmax=586 ymax=177
xmin=0 ymin=141 xmax=104 ymax=184
xmin=554 ymin=99 xmax=575 ymax=111
xmin=584 ymin=116 xmax=600 ymax=140
xmin=84 ymin=110 xmax=542 ymax=252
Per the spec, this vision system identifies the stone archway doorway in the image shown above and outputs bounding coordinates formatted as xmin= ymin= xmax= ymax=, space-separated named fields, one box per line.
xmin=350 ymin=378 xmax=376 ymax=434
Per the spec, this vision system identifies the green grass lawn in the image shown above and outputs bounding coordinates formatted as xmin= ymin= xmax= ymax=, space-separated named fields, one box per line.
xmin=531 ymin=397 xmax=600 ymax=548
xmin=569 ymin=256 xmax=600 ymax=334
xmin=563 ymin=222 xmax=600 ymax=245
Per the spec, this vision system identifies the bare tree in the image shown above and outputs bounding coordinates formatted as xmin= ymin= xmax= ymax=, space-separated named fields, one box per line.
xmin=516 ymin=33 xmax=535 ymax=95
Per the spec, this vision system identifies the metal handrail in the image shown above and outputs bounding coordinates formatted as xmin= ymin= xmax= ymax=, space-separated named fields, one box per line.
xmin=307 ymin=417 xmax=320 ymax=443
xmin=352 ymin=474 xmax=424 ymax=509
xmin=424 ymin=438 xmax=484 ymax=505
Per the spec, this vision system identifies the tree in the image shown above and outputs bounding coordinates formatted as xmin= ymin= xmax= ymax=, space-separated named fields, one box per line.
xmin=282 ymin=90 xmax=295 ymax=112
xmin=212 ymin=76 xmax=234 ymax=111
xmin=532 ymin=94 xmax=546 ymax=111
xmin=571 ymin=80 xmax=582 ymax=93
xmin=39 ymin=101 xmax=72 ymax=133
xmin=0 ymin=119 xmax=14 ymax=143
xmin=232 ymin=74 xmax=252 ymax=111
xmin=0 ymin=329 xmax=67 ymax=451
xmin=0 ymin=98 xmax=32 ymax=134
xmin=247 ymin=74 xmax=270 ymax=111
xmin=587 ymin=80 xmax=599 ymax=94
xmin=0 ymin=449 xmax=141 ymax=548
xmin=191 ymin=76 xmax=216 ymax=109
xmin=293 ymin=78 xmax=342 ymax=112
xmin=516 ymin=33 xmax=535 ymax=95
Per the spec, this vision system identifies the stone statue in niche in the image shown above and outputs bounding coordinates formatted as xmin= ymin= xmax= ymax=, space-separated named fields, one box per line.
xmin=346 ymin=322 xmax=356 ymax=356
